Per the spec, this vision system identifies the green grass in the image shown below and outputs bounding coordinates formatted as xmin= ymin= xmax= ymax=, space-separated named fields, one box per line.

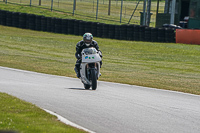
xmin=0 ymin=25 xmax=200 ymax=95
xmin=0 ymin=1 xmax=165 ymax=26
xmin=0 ymin=92 xmax=87 ymax=133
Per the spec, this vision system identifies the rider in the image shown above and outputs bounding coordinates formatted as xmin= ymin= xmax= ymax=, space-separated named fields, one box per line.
xmin=74 ymin=33 xmax=102 ymax=78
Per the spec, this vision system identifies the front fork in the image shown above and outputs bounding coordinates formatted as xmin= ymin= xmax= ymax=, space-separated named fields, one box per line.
xmin=87 ymin=63 xmax=98 ymax=80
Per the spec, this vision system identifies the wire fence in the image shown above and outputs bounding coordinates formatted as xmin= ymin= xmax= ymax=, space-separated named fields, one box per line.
xmin=0 ymin=9 xmax=176 ymax=43
xmin=2 ymin=0 xmax=165 ymax=27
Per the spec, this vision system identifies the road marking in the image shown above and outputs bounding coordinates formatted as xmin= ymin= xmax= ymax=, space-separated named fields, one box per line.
xmin=43 ymin=109 xmax=95 ymax=133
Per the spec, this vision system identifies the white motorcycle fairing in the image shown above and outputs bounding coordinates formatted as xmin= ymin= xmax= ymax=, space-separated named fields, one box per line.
xmin=79 ymin=47 xmax=102 ymax=90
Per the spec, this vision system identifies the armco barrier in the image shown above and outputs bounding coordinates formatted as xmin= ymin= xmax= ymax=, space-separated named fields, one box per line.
xmin=176 ymin=29 xmax=200 ymax=45
xmin=28 ymin=14 xmax=36 ymax=30
xmin=55 ymin=18 xmax=62 ymax=33
xmin=46 ymin=17 xmax=52 ymax=32
xmin=102 ymin=24 xmax=109 ymax=38
xmin=41 ymin=16 xmax=47 ymax=31
xmin=0 ymin=10 xmax=176 ymax=43
xmin=97 ymin=23 xmax=103 ymax=38
xmin=78 ymin=21 xmax=85 ymax=36
xmin=133 ymin=25 xmax=140 ymax=41
xmin=12 ymin=12 xmax=19 ymax=28
xmin=19 ymin=13 xmax=27 ymax=29
xmin=126 ymin=25 xmax=133 ymax=40
xmin=120 ymin=25 xmax=127 ymax=40
xmin=35 ymin=15 xmax=42 ymax=31
xmin=74 ymin=20 xmax=79 ymax=35
xmin=6 ymin=11 xmax=12 ymax=26
xmin=85 ymin=21 xmax=93 ymax=34
xmin=151 ymin=28 xmax=158 ymax=42
xmin=68 ymin=19 xmax=75 ymax=34
xmin=50 ymin=17 xmax=55 ymax=32
xmin=108 ymin=24 xmax=115 ymax=39
xmin=0 ymin=10 xmax=7 ymax=25
xmin=145 ymin=27 xmax=151 ymax=42
xmin=91 ymin=22 xmax=97 ymax=37
xmin=165 ymin=28 xmax=175 ymax=43
xmin=139 ymin=25 xmax=145 ymax=41
xmin=158 ymin=28 xmax=165 ymax=42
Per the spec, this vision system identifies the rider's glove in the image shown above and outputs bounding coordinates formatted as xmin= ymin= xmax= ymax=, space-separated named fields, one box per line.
xmin=98 ymin=51 xmax=103 ymax=58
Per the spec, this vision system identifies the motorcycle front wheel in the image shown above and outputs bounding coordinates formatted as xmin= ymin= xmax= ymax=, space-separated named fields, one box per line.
xmin=91 ymin=69 xmax=97 ymax=90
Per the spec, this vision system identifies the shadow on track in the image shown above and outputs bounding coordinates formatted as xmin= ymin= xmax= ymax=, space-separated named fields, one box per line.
xmin=66 ymin=88 xmax=95 ymax=91
xmin=67 ymin=88 xmax=86 ymax=90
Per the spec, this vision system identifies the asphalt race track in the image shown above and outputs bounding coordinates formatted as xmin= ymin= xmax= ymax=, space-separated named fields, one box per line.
xmin=0 ymin=66 xmax=200 ymax=133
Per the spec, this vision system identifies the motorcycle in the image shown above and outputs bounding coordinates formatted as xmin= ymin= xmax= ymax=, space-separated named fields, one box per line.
xmin=79 ymin=47 xmax=102 ymax=90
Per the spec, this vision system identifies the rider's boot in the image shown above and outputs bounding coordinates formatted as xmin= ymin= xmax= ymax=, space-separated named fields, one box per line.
xmin=74 ymin=67 xmax=80 ymax=78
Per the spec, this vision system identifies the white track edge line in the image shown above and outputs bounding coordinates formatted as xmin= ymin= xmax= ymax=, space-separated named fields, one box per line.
xmin=43 ymin=109 xmax=96 ymax=133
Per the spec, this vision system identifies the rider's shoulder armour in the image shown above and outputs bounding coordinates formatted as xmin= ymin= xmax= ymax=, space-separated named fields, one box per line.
xmin=92 ymin=40 xmax=97 ymax=45
xmin=77 ymin=40 xmax=84 ymax=47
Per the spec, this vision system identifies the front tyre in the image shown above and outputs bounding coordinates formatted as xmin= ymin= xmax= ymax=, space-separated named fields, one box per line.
xmin=91 ymin=69 xmax=97 ymax=90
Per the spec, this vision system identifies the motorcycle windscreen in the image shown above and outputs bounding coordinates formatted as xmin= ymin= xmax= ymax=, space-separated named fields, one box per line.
xmin=82 ymin=47 xmax=97 ymax=55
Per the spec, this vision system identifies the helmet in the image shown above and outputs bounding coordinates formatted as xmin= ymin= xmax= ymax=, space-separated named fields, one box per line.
xmin=83 ymin=33 xmax=93 ymax=46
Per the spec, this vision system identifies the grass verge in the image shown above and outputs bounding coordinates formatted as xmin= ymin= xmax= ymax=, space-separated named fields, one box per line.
xmin=0 ymin=92 xmax=87 ymax=133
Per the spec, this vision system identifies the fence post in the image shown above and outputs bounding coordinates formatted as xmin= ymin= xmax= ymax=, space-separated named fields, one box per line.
xmin=96 ymin=0 xmax=99 ymax=20
xmin=146 ymin=0 xmax=151 ymax=26
xmin=170 ymin=0 xmax=175 ymax=24
xmin=93 ymin=0 xmax=94 ymax=12
xmin=143 ymin=0 xmax=147 ymax=25
xmin=74 ymin=0 xmax=76 ymax=10
xmin=51 ymin=0 xmax=53 ymax=11
xmin=164 ymin=0 xmax=169 ymax=13
xmin=30 ymin=0 xmax=32 ymax=6
xmin=39 ymin=0 xmax=41 ymax=6
xmin=108 ymin=0 xmax=111 ymax=15
xmin=120 ymin=0 xmax=123 ymax=23
xmin=73 ymin=0 xmax=75 ymax=15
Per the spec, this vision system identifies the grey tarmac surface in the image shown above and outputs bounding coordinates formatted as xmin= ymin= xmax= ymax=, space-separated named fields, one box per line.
xmin=0 ymin=66 xmax=200 ymax=133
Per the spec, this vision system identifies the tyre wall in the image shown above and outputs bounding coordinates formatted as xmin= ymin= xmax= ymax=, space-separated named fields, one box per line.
xmin=0 ymin=10 xmax=175 ymax=43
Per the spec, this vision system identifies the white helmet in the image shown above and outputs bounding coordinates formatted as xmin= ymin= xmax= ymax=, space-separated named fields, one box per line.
xmin=83 ymin=33 xmax=93 ymax=46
